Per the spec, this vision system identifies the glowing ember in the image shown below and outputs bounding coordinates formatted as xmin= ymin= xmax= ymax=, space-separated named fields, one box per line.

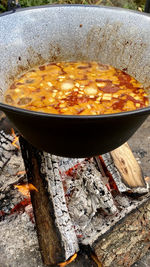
xmin=10 ymin=198 xmax=31 ymax=214
xmin=14 ymin=183 xmax=38 ymax=198
xmin=99 ymin=156 xmax=119 ymax=192
xmin=58 ymin=253 xmax=77 ymax=267
xmin=16 ymin=170 xmax=26 ymax=176
xmin=11 ymin=128 xmax=20 ymax=149
xmin=65 ymin=163 xmax=82 ymax=177
xmin=91 ymin=254 xmax=102 ymax=267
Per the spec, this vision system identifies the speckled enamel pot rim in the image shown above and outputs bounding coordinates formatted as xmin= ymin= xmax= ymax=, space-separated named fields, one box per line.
xmin=1 ymin=4 xmax=150 ymax=17
xmin=0 ymin=4 xmax=150 ymax=120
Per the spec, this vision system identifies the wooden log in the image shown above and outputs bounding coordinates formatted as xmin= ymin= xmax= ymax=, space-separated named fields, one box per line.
xmin=0 ymin=114 xmax=19 ymax=173
xmin=19 ymin=135 xmax=150 ymax=267
xmin=66 ymin=158 xmax=117 ymax=228
xmin=93 ymin=195 xmax=150 ymax=267
xmin=101 ymin=143 xmax=149 ymax=194
xmin=19 ymin=136 xmax=79 ymax=266
xmin=0 ymin=130 xmax=17 ymax=172
xmin=0 ymin=113 xmax=15 ymax=134
xmin=111 ymin=143 xmax=146 ymax=188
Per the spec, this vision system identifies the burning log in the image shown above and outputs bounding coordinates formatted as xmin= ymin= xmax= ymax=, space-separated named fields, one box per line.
xmin=0 ymin=112 xmax=150 ymax=267
xmin=0 ymin=130 xmax=18 ymax=172
xmin=0 ymin=114 xmax=19 ymax=172
xmin=63 ymin=158 xmax=117 ymax=230
xmin=18 ymin=135 xmax=150 ymax=267
xmin=19 ymin=136 xmax=79 ymax=266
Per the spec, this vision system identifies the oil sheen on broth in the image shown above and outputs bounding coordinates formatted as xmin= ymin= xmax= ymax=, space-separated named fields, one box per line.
xmin=4 ymin=61 xmax=149 ymax=115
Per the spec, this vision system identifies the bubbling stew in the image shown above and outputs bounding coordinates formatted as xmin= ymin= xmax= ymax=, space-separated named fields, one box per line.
xmin=4 ymin=61 xmax=149 ymax=115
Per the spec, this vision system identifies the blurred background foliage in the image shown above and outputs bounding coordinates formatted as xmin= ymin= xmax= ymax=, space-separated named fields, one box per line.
xmin=0 ymin=0 xmax=146 ymax=14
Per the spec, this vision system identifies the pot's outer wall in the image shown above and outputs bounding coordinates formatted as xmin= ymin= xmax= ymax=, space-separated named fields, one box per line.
xmin=0 ymin=5 xmax=150 ymax=157
xmin=2 ymin=106 xmax=149 ymax=157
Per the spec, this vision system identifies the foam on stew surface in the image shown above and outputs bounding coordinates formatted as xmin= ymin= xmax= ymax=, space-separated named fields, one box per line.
xmin=4 ymin=61 xmax=149 ymax=115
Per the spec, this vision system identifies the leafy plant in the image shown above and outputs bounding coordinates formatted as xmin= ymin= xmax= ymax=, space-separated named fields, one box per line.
xmin=0 ymin=0 xmax=7 ymax=12
xmin=19 ymin=0 xmax=49 ymax=7
xmin=0 ymin=0 xmax=146 ymax=12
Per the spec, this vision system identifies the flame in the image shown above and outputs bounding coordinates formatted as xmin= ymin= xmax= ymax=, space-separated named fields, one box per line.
xmin=11 ymin=128 xmax=20 ymax=149
xmin=91 ymin=254 xmax=102 ymax=267
xmin=16 ymin=170 xmax=26 ymax=176
xmin=145 ymin=176 xmax=150 ymax=183
xmin=58 ymin=253 xmax=77 ymax=267
xmin=14 ymin=183 xmax=38 ymax=198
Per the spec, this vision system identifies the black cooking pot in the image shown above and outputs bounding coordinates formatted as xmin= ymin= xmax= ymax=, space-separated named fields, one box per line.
xmin=0 ymin=5 xmax=150 ymax=158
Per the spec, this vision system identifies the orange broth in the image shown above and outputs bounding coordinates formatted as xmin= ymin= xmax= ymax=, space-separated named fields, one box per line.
xmin=4 ymin=61 xmax=149 ymax=115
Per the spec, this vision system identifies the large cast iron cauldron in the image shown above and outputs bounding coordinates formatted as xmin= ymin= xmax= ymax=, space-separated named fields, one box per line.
xmin=0 ymin=5 xmax=150 ymax=158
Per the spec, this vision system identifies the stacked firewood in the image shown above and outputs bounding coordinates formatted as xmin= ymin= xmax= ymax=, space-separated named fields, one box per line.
xmin=19 ymin=136 xmax=150 ymax=267
xmin=0 ymin=113 xmax=149 ymax=267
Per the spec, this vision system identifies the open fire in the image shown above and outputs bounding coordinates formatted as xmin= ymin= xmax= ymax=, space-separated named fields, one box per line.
xmin=59 ymin=253 xmax=78 ymax=267
xmin=0 ymin=116 xmax=150 ymax=267
xmin=11 ymin=128 xmax=19 ymax=150
xmin=14 ymin=183 xmax=38 ymax=198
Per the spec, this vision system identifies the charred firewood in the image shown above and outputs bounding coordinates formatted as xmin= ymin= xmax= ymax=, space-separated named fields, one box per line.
xmin=0 ymin=130 xmax=18 ymax=172
xmin=19 ymin=136 xmax=79 ymax=266
xmin=64 ymin=158 xmax=117 ymax=228
xmin=60 ymin=156 xmax=150 ymax=248
xmin=93 ymin=196 xmax=150 ymax=267
xmin=18 ymin=134 xmax=150 ymax=267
